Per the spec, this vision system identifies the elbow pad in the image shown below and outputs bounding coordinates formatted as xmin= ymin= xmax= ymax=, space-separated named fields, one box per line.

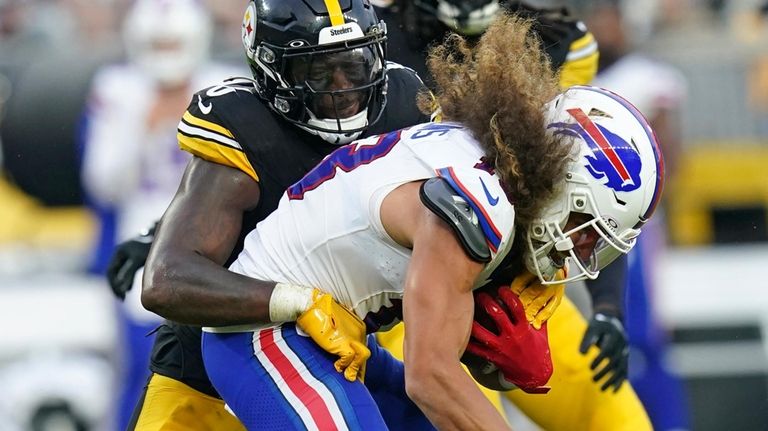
xmin=419 ymin=177 xmax=491 ymax=263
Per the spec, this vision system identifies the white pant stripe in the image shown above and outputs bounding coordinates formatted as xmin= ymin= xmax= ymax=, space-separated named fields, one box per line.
xmin=253 ymin=327 xmax=350 ymax=431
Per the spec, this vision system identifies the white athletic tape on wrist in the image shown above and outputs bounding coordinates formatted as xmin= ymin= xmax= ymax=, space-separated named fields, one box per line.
xmin=269 ymin=283 xmax=314 ymax=323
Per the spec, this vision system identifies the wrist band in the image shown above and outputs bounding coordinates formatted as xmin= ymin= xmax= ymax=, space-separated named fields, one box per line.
xmin=269 ymin=283 xmax=314 ymax=322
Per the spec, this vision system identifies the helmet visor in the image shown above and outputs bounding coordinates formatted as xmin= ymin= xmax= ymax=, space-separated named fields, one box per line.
xmin=285 ymin=45 xmax=383 ymax=119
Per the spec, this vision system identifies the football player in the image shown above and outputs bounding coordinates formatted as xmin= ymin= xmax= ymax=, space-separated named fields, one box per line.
xmin=123 ymin=0 xmax=429 ymax=429
xmin=372 ymin=1 xmax=653 ymax=429
xmin=378 ymin=0 xmax=598 ymax=89
xmin=200 ymin=14 xmax=665 ymax=429
xmin=105 ymin=1 xmax=635 ymax=430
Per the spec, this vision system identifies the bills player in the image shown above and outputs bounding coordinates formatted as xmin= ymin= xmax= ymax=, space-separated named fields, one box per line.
xmin=202 ymin=14 xmax=665 ymax=430
xmin=373 ymin=2 xmax=653 ymax=428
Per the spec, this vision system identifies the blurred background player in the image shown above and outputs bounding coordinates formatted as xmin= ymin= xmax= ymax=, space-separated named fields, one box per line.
xmin=585 ymin=1 xmax=691 ymax=429
xmin=79 ymin=0 xmax=241 ymax=428
xmin=374 ymin=0 xmax=598 ymax=89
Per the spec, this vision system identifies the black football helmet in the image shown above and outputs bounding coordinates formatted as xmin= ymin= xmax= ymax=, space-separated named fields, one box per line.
xmin=410 ymin=0 xmax=501 ymax=37
xmin=242 ymin=0 xmax=388 ymax=144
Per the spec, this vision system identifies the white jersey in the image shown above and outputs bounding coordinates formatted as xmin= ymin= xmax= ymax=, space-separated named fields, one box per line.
xmin=217 ymin=122 xmax=517 ymax=333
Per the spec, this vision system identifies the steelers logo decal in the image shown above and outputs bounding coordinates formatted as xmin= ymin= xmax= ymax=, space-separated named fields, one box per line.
xmin=242 ymin=3 xmax=257 ymax=49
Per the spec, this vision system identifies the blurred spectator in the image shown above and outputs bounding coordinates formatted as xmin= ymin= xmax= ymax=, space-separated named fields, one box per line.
xmin=584 ymin=1 xmax=691 ymax=430
xmin=79 ymin=0 xmax=242 ymax=428
xmin=202 ymin=0 xmax=248 ymax=64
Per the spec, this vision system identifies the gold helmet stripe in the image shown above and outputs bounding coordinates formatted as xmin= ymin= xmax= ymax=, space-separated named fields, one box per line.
xmin=323 ymin=0 xmax=345 ymax=26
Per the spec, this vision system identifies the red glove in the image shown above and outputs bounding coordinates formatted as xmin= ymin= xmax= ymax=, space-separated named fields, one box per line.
xmin=466 ymin=287 xmax=553 ymax=394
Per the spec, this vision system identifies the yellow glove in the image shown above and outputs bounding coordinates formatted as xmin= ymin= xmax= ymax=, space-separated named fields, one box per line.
xmin=296 ymin=290 xmax=370 ymax=382
xmin=509 ymin=270 xmax=566 ymax=329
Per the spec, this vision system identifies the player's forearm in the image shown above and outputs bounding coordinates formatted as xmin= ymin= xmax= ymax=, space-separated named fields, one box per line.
xmin=142 ymin=249 xmax=274 ymax=326
xmin=405 ymin=361 xmax=509 ymax=431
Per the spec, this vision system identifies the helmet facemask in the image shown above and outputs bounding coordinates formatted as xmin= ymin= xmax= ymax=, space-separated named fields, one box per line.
xmin=526 ymin=186 xmax=640 ymax=285
xmin=281 ymin=43 xmax=386 ymax=144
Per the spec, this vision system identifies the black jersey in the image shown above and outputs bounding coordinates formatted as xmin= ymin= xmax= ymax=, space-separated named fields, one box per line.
xmin=149 ymin=64 xmax=429 ymax=397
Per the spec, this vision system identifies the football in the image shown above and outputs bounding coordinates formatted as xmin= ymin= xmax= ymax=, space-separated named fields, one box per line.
xmin=462 ymin=284 xmax=517 ymax=392
xmin=461 ymin=350 xmax=516 ymax=392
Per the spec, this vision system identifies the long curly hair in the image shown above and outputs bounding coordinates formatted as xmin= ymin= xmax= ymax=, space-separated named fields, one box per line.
xmin=418 ymin=13 xmax=574 ymax=228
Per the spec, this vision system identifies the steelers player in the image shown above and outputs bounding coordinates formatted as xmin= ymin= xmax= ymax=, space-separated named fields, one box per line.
xmin=373 ymin=1 xmax=653 ymax=429
xmin=377 ymin=0 xmax=599 ymax=90
xmin=120 ymin=0 xmax=430 ymax=429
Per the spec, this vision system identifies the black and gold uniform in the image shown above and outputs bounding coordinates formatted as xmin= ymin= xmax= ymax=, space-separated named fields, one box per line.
xmin=128 ymin=66 xmax=429 ymax=430
xmin=377 ymin=0 xmax=599 ymax=90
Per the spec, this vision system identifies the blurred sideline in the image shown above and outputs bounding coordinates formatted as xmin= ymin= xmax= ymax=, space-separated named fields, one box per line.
xmin=0 ymin=176 xmax=95 ymax=274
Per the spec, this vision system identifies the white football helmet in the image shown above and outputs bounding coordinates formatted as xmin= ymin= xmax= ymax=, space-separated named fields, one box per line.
xmin=525 ymin=85 xmax=665 ymax=284
xmin=123 ymin=0 xmax=212 ymax=87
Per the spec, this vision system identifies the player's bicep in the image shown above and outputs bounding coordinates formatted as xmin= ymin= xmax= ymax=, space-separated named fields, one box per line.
xmin=154 ymin=156 xmax=260 ymax=265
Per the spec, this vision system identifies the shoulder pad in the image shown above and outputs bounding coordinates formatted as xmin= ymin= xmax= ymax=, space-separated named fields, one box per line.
xmin=386 ymin=62 xmax=427 ymax=93
xmin=178 ymin=77 xmax=260 ymax=181
xmin=386 ymin=61 xmax=422 ymax=80
xmin=420 ymin=177 xmax=491 ymax=263
xmin=368 ymin=62 xmax=430 ymax=135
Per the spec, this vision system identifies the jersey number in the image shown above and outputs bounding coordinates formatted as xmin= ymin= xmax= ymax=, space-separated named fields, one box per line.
xmin=287 ymin=130 xmax=402 ymax=199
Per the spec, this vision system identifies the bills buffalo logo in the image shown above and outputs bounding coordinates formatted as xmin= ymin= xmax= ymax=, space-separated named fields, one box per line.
xmin=549 ymin=108 xmax=642 ymax=192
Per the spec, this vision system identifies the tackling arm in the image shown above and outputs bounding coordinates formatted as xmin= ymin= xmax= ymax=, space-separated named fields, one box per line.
xmin=142 ymin=156 xmax=370 ymax=379
xmin=141 ymin=156 xmax=275 ymax=326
